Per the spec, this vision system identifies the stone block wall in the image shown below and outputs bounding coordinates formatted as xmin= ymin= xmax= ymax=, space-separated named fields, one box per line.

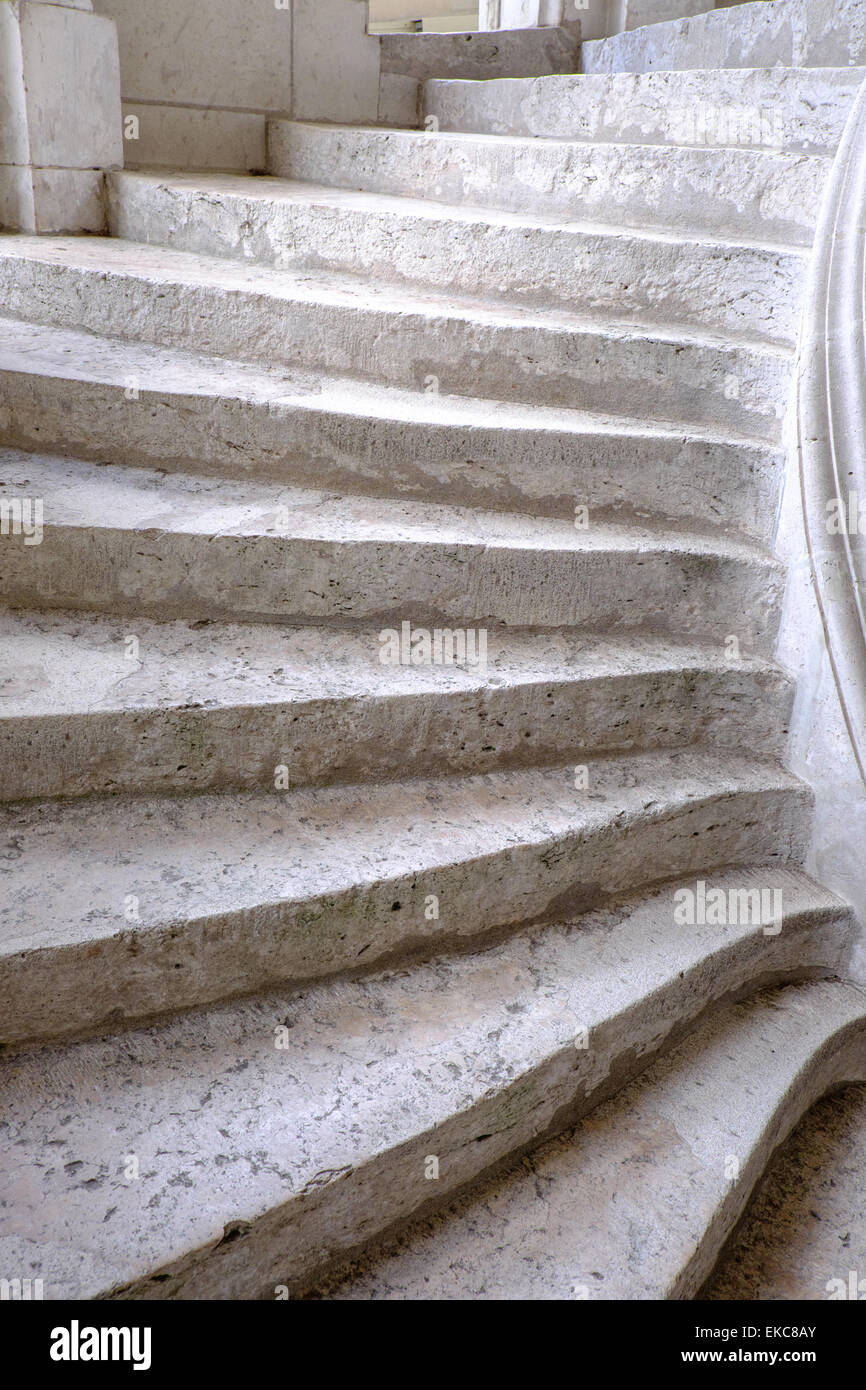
xmin=92 ymin=0 xmax=382 ymax=172
xmin=0 ymin=0 xmax=123 ymax=231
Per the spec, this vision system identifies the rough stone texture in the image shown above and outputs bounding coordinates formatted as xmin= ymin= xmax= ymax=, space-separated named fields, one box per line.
xmin=0 ymin=878 xmax=849 ymax=1298
xmin=581 ymin=0 xmax=866 ymax=73
xmin=424 ymin=67 xmax=865 ymax=155
xmin=380 ymin=23 xmax=582 ymax=80
xmin=0 ymin=754 xmax=812 ymax=1046
xmin=0 ymin=0 xmax=122 ymax=231
xmin=772 ymin=75 xmax=866 ymax=990
xmin=0 ymin=319 xmax=787 ymax=543
xmin=0 ymin=447 xmax=785 ymax=643
xmin=377 ymin=20 xmax=589 ymax=136
xmin=0 ymin=606 xmax=794 ymax=800
xmin=1 ymin=0 xmax=864 ymax=1304
xmin=93 ymin=0 xmax=293 ymax=112
xmin=0 ymin=237 xmax=792 ymax=440
xmin=109 ymin=171 xmax=811 ymax=346
xmin=268 ymin=120 xmax=830 ymax=245
xmin=777 ymin=457 xmax=866 ymax=987
xmin=704 ymin=1084 xmax=866 ymax=1300
xmin=314 ymin=982 xmax=866 ymax=1300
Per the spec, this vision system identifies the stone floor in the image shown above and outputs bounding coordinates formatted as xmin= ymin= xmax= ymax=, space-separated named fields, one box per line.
xmin=703 ymin=1084 xmax=866 ymax=1300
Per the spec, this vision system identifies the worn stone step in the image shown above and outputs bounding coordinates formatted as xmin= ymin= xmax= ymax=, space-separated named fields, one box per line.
xmin=581 ymin=0 xmax=866 ymax=75
xmin=0 ymin=866 xmax=847 ymax=1298
xmin=267 ymin=121 xmax=830 ymax=246
xmin=0 ymin=607 xmax=794 ymax=801
xmin=0 ymin=321 xmax=786 ymax=543
xmin=315 ymin=979 xmax=866 ymax=1301
xmin=0 ymin=751 xmax=813 ymax=1047
xmin=110 ymin=171 xmax=809 ymax=345
xmin=0 ymin=449 xmax=785 ymax=643
xmin=423 ymin=67 xmax=865 ymax=155
xmin=0 ymin=237 xmax=790 ymax=438
xmin=380 ymin=24 xmax=583 ymax=82
xmin=703 ymin=1081 xmax=866 ymax=1300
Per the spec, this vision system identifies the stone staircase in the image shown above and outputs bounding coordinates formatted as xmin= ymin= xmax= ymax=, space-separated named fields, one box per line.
xmin=1 ymin=0 xmax=865 ymax=1300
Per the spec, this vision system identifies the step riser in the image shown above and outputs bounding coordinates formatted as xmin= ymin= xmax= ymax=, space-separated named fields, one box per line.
xmin=0 ymin=369 xmax=785 ymax=543
xmin=0 ymin=520 xmax=784 ymax=645
xmin=581 ymin=0 xmax=866 ymax=75
xmin=267 ymin=122 xmax=829 ymax=246
xmin=672 ymin=1019 xmax=866 ymax=1298
xmin=317 ymin=979 xmax=865 ymax=1303
xmin=0 ymin=667 xmax=794 ymax=802
xmin=112 ymin=910 xmax=848 ymax=1300
xmin=423 ymin=69 xmax=863 ymax=155
xmin=0 ymin=258 xmax=789 ymax=437
xmin=0 ymin=782 xmax=812 ymax=1048
xmin=109 ymin=175 xmax=808 ymax=346
xmin=379 ymin=24 xmax=583 ymax=82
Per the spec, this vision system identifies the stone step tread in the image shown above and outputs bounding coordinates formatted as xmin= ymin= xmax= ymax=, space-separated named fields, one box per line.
xmin=268 ymin=121 xmax=829 ymax=247
xmin=0 ymin=235 xmax=794 ymax=357
xmin=107 ymin=170 xmax=808 ymax=353
xmin=279 ymin=117 xmax=832 ymax=162
xmin=580 ymin=0 xmax=866 ymax=76
xmin=422 ymin=66 xmax=865 ymax=153
xmin=0 ymin=605 xmax=787 ymax=721
xmin=429 ymin=64 xmax=866 ymax=91
xmin=316 ymin=977 xmax=866 ymax=1301
xmin=0 ymin=748 xmax=806 ymax=959
xmin=379 ymin=22 xmax=582 ymax=81
xmin=0 ymin=866 xmax=849 ymax=1301
xmin=0 ymin=603 xmax=794 ymax=807
xmin=112 ymin=169 xmax=811 ymax=258
xmin=0 ymin=448 xmax=779 ymax=564
xmin=0 ymin=316 xmax=778 ymax=448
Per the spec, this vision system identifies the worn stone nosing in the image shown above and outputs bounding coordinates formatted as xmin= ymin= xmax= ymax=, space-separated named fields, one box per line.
xmin=0 ymin=749 xmax=811 ymax=1047
xmin=0 ymin=606 xmax=793 ymax=800
xmin=268 ymin=119 xmax=831 ymax=247
xmin=0 ymin=236 xmax=791 ymax=438
xmin=0 ymin=448 xmax=785 ymax=644
xmin=108 ymin=170 xmax=809 ymax=345
xmin=314 ymin=978 xmax=866 ymax=1301
xmin=0 ymin=868 xmax=849 ymax=1301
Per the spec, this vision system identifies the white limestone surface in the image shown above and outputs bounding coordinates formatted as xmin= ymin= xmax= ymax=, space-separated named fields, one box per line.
xmin=0 ymin=236 xmax=792 ymax=439
xmin=0 ymin=448 xmax=785 ymax=642
xmin=0 ymin=751 xmax=812 ymax=1043
xmin=0 ymin=318 xmax=785 ymax=540
xmin=318 ymin=982 xmax=866 ymax=1300
xmin=0 ymin=606 xmax=793 ymax=799
xmin=269 ymin=120 xmax=830 ymax=245
xmin=109 ymin=171 xmax=811 ymax=345
xmin=0 ymin=875 xmax=848 ymax=1298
